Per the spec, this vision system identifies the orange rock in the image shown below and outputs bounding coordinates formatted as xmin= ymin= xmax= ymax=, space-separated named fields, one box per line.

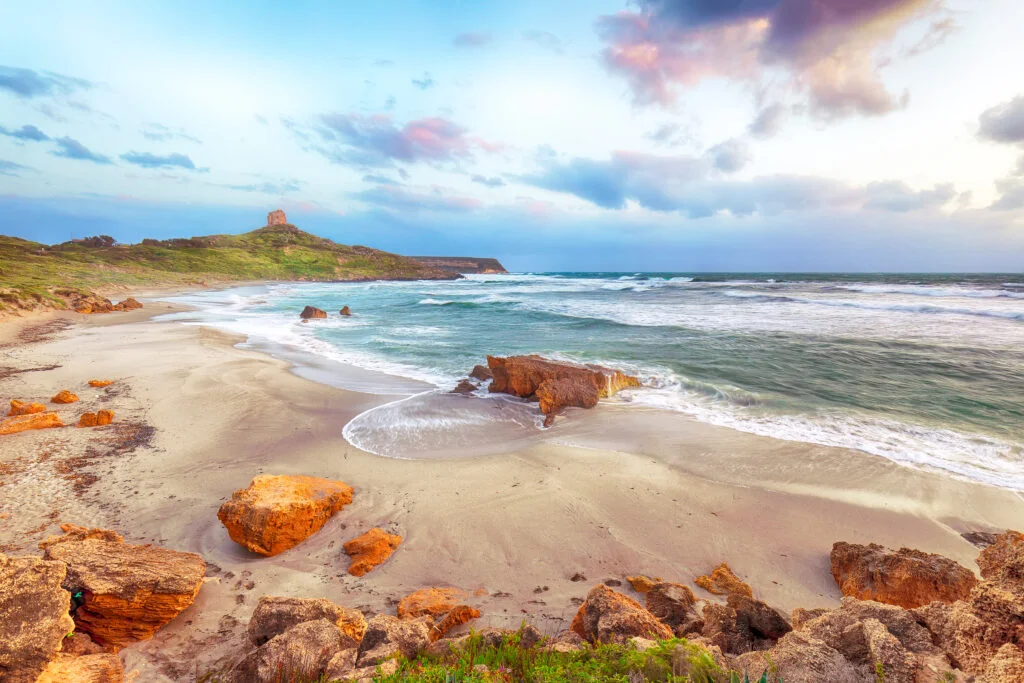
xmin=626 ymin=575 xmax=661 ymax=593
xmin=430 ymin=605 xmax=481 ymax=642
xmin=830 ymin=541 xmax=978 ymax=609
xmin=36 ymin=653 xmax=124 ymax=683
xmin=8 ymin=399 xmax=46 ymax=416
xmin=695 ymin=563 xmax=753 ymax=598
xmin=340 ymin=306 xmax=352 ymax=316
xmin=300 ymin=306 xmax=327 ymax=319
xmin=344 ymin=528 xmax=402 ymax=576
xmin=976 ymin=530 xmax=1024 ymax=585
xmin=112 ymin=297 xmax=142 ymax=311
xmin=570 ymin=583 xmax=673 ymax=644
xmin=0 ymin=412 xmax=63 ymax=435
xmin=88 ymin=380 xmax=114 ymax=388
xmin=51 ymin=390 xmax=80 ymax=404
xmin=397 ymin=587 xmax=468 ymax=619
xmin=78 ymin=413 xmax=99 ymax=428
xmin=96 ymin=410 xmax=114 ymax=426
xmin=217 ymin=475 xmax=354 ymax=556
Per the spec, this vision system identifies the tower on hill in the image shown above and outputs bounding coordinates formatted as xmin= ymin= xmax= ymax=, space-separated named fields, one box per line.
xmin=267 ymin=209 xmax=287 ymax=226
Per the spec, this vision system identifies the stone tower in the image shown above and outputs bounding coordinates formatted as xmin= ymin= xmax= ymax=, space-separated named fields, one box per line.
xmin=267 ymin=209 xmax=287 ymax=226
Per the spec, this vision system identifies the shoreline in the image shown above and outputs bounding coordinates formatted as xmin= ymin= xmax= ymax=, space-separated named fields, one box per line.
xmin=1 ymin=290 xmax=1022 ymax=680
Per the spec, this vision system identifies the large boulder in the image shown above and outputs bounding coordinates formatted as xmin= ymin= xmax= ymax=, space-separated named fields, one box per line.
xmin=40 ymin=525 xmax=205 ymax=649
xmin=701 ymin=594 xmax=791 ymax=654
xmin=486 ymin=355 xmax=640 ymax=426
xmin=355 ymin=614 xmax=432 ymax=668
xmin=732 ymin=631 xmax=862 ymax=683
xmin=0 ymin=554 xmax=76 ymax=683
xmin=570 ymin=584 xmax=673 ymax=644
xmin=247 ymin=596 xmax=366 ymax=648
xmin=645 ymin=582 xmax=704 ymax=636
xmin=0 ymin=411 xmax=63 ymax=435
xmin=469 ymin=364 xmax=492 ymax=381
xmin=695 ymin=563 xmax=753 ymax=598
xmin=217 ymin=475 xmax=354 ymax=556
xmin=36 ymin=653 xmax=125 ymax=683
xmin=830 ymin=541 xmax=978 ymax=608
xmin=299 ymin=306 xmax=327 ymax=319
xmin=234 ymin=619 xmax=348 ymax=683
xmin=340 ymin=306 xmax=352 ymax=316
xmin=343 ymin=528 xmax=402 ymax=576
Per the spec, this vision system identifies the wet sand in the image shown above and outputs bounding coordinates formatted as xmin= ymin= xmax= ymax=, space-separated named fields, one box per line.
xmin=0 ymin=303 xmax=1021 ymax=681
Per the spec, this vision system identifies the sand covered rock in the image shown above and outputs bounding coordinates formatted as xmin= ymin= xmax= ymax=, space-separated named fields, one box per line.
xmin=217 ymin=474 xmax=354 ymax=556
xmin=695 ymin=562 xmax=753 ymax=598
xmin=0 ymin=411 xmax=63 ymax=435
xmin=248 ymin=595 xmax=366 ymax=648
xmin=356 ymin=614 xmax=432 ymax=668
xmin=645 ymin=582 xmax=703 ymax=636
xmin=0 ymin=554 xmax=76 ymax=683
xmin=299 ymin=305 xmax=327 ymax=319
xmin=831 ymin=541 xmax=978 ymax=608
xmin=235 ymin=619 xmax=349 ymax=683
xmin=41 ymin=525 xmax=205 ymax=649
xmin=344 ymin=528 xmax=402 ymax=576
xmin=570 ymin=583 xmax=673 ymax=644
xmin=7 ymin=399 xmax=46 ymax=416
xmin=87 ymin=380 xmax=113 ymax=388
xmin=36 ymin=653 xmax=125 ymax=683
xmin=51 ymin=390 xmax=80 ymax=404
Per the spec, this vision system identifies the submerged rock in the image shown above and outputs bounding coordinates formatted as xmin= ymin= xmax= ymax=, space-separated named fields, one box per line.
xmin=7 ymin=399 xmax=46 ymax=416
xmin=570 ymin=583 xmax=673 ymax=644
xmin=451 ymin=379 xmax=478 ymax=395
xmin=340 ymin=306 xmax=352 ymax=316
xmin=0 ymin=411 xmax=63 ymax=435
xmin=344 ymin=528 xmax=402 ymax=576
xmin=695 ymin=563 xmax=753 ymax=598
xmin=831 ymin=541 xmax=978 ymax=608
xmin=248 ymin=595 xmax=366 ymax=648
xmin=217 ymin=474 xmax=354 ymax=556
xmin=299 ymin=305 xmax=327 ymax=319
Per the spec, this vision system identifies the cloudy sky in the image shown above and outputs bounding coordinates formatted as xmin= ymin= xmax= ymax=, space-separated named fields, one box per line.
xmin=2 ymin=0 xmax=1024 ymax=271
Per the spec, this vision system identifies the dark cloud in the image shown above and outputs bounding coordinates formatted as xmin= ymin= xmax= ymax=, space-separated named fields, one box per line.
xmin=0 ymin=65 xmax=92 ymax=98
xmin=596 ymin=0 xmax=935 ymax=119
xmin=120 ymin=151 xmax=198 ymax=170
xmin=141 ymin=123 xmax=202 ymax=144
xmin=522 ymin=30 xmax=564 ymax=53
xmin=471 ymin=174 xmax=506 ymax=188
xmin=351 ymin=185 xmax=482 ymax=213
xmin=706 ymin=138 xmax=751 ymax=173
xmin=225 ymin=180 xmax=302 ymax=194
xmin=453 ymin=32 xmax=492 ymax=47
xmin=748 ymin=103 xmax=787 ymax=138
xmin=978 ymin=96 xmax=1024 ymax=145
xmin=412 ymin=73 xmax=435 ymax=90
xmin=52 ymin=137 xmax=112 ymax=164
xmin=862 ymin=181 xmax=955 ymax=212
xmin=0 ymin=124 xmax=50 ymax=142
xmin=0 ymin=159 xmax=30 ymax=176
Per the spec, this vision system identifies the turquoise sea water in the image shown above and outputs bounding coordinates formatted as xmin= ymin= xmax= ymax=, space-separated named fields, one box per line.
xmin=165 ymin=272 xmax=1024 ymax=490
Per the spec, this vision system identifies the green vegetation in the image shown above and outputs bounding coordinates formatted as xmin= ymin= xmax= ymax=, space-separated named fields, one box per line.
xmin=0 ymin=225 xmax=452 ymax=313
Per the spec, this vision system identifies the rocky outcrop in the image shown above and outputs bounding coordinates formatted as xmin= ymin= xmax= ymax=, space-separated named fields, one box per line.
xmin=247 ymin=596 xmax=367 ymax=648
xmin=299 ymin=306 xmax=327 ymax=319
xmin=344 ymin=528 xmax=402 ymax=576
xmin=977 ymin=530 xmax=1024 ymax=585
xmin=978 ymin=643 xmax=1024 ymax=682
xmin=0 ymin=554 xmax=76 ymax=683
xmin=702 ymin=594 xmax=792 ymax=654
xmin=695 ymin=563 xmax=753 ymax=598
xmin=486 ymin=355 xmax=640 ymax=426
xmin=36 ymin=653 xmax=124 ymax=683
xmin=732 ymin=630 xmax=862 ymax=683
xmin=340 ymin=306 xmax=351 ymax=316
xmin=267 ymin=209 xmax=287 ymax=226
xmin=570 ymin=584 xmax=673 ymax=644
xmin=356 ymin=614 xmax=432 ymax=668
xmin=88 ymin=380 xmax=113 ymax=388
xmin=77 ymin=410 xmax=114 ymax=428
xmin=113 ymin=297 xmax=143 ymax=311
xmin=645 ymin=582 xmax=703 ymax=636
xmin=8 ymin=399 xmax=45 ymax=416
xmin=217 ymin=475 xmax=354 ymax=556
xmin=830 ymin=541 xmax=978 ymax=608
xmin=235 ymin=618 xmax=348 ymax=683
xmin=51 ymin=390 xmax=80 ymax=404
xmin=40 ymin=525 xmax=205 ymax=649
xmin=0 ymin=411 xmax=63 ymax=435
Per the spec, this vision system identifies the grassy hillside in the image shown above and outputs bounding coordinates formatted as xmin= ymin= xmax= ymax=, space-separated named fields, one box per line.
xmin=0 ymin=224 xmax=455 ymax=313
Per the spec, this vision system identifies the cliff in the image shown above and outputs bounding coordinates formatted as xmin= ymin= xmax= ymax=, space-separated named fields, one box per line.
xmin=408 ymin=256 xmax=507 ymax=275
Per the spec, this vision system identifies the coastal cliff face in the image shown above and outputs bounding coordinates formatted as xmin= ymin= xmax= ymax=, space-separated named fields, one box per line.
xmin=408 ymin=256 xmax=507 ymax=274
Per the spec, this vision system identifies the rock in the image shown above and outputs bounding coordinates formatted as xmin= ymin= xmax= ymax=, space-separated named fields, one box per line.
xmin=74 ymin=297 xmax=114 ymax=314
xmin=350 ymin=658 xmax=399 ymax=682
xmin=248 ymin=596 xmax=367 ymax=648
xmin=0 ymin=411 xmax=63 ymax=435
xmin=0 ymin=554 xmax=76 ymax=683
xmin=700 ymin=595 xmax=791 ymax=655
xmin=217 ymin=475 xmax=354 ymax=556
xmin=570 ymin=583 xmax=673 ymax=644
xmin=38 ymin=524 xmax=123 ymax=548
xmin=299 ymin=306 xmax=327 ymax=319
xmin=792 ymin=607 xmax=831 ymax=629
xmin=695 ymin=563 xmax=753 ymax=598
xmin=112 ymin=297 xmax=143 ymax=312
xmin=830 ymin=541 xmax=978 ymax=608
xmin=978 ymin=643 xmax=1024 ymax=682
xmin=267 ymin=209 xmax=287 ymax=226
xmin=486 ymin=355 xmax=640 ymax=426
xmin=323 ymin=648 xmax=358 ymax=681
xmin=977 ymin=530 xmax=1024 ymax=586
xmin=77 ymin=413 xmax=98 ymax=428
xmin=963 ymin=531 xmax=1004 ymax=549
xmin=77 ymin=411 xmax=112 ymax=428
xmin=41 ymin=526 xmax=205 ymax=649
xmin=629 ymin=636 xmax=658 ymax=651
xmin=861 ymin=617 xmax=917 ymax=683
xmin=732 ymin=631 xmax=862 ymax=683
xmin=729 ymin=594 xmax=792 ymax=640
xmin=237 ymin=619 xmax=347 ymax=683
xmin=430 ymin=605 xmax=481 ymax=641
xmin=799 ymin=597 xmax=939 ymax=658
xmin=344 ymin=528 xmax=402 ymax=576
xmin=7 ymin=399 xmax=46 ymax=416
xmin=645 ymin=582 xmax=703 ymax=636
xmin=61 ymin=632 xmax=104 ymax=656
xmin=355 ymin=614 xmax=431 ymax=668
xmin=451 ymin=380 xmax=478 ymax=395
xmin=518 ymin=624 xmax=543 ymax=649
xmin=35 ymin=653 xmax=124 ymax=683
xmin=51 ymin=390 xmax=80 ymax=404
xmin=626 ymin=575 xmax=659 ymax=593
xmin=87 ymin=380 xmax=114 ymax=388
xmin=340 ymin=306 xmax=351 ymax=316
xmin=397 ymin=587 xmax=467 ymax=619
xmin=469 ymin=364 xmax=492 ymax=381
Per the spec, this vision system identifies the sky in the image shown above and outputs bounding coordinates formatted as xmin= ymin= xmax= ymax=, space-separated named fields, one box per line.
xmin=2 ymin=0 xmax=1024 ymax=272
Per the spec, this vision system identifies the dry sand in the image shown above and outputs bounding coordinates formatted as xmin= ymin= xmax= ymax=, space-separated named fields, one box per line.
xmin=1 ymin=302 xmax=1021 ymax=681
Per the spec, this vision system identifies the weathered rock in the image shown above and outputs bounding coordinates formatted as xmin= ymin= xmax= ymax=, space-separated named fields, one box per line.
xmin=267 ymin=209 xmax=287 ymax=226
xmin=469 ymin=364 xmax=492 ymax=381
xmin=39 ymin=524 xmax=123 ymax=549
xmin=978 ymin=643 xmax=1024 ymax=683
xmin=344 ymin=528 xmax=402 ymax=576
xmin=87 ymin=380 xmax=114 ymax=388
xmin=112 ymin=297 xmax=143 ymax=312
xmin=217 ymin=475 xmax=354 ymax=556
xmin=799 ymin=597 xmax=939 ymax=658
xmin=41 ymin=526 xmax=205 ymax=649
xmin=861 ymin=617 xmax=917 ymax=683
xmin=430 ymin=605 xmax=481 ymax=641
xmin=77 ymin=411 xmax=113 ymax=428
xmin=74 ymin=297 xmax=114 ymax=314
xmin=0 ymin=554 xmax=76 ymax=683
xmin=323 ymin=648 xmax=358 ymax=681
xmin=0 ymin=411 xmax=63 ymax=435
xmin=626 ymin=575 xmax=659 ymax=593
xmin=963 ymin=531 xmax=1004 ymax=549
xmin=486 ymin=355 xmax=640 ymax=426
xmin=695 ymin=563 xmax=753 ymax=598
xmin=451 ymin=380 xmax=478 ymax=395
xmin=645 ymin=582 xmax=703 ymax=636
xmin=299 ymin=306 xmax=327 ymax=319
xmin=355 ymin=614 xmax=431 ymax=667
xmin=830 ymin=541 xmax=978 ymax=608
xmin=701 ymin=595 xmax=790 ymax=654
xmin=570 ymin=583 xmax=673 ymax=644
xmin=340 ymin=306 xmax=351 ymax=316
xmin=51 ymin=390 xmax=80 ymax=404
xmin=729 ymin=594 xmax=792 ymax=640
xmin=732 ymin=631 xmax=862 ymax=683
xmin=349 ymin=658 xmax=399 ymax=683
xmin=236 ymin=619 xmax=347 ymax=683
xmin=248 ymin=595 xmax=367 ymax=648
xmin=78 ymin=413 xmax=98 ymax=428
xmin=792 ymin=607 xmax=831 ymax=629
xmin=518 ymin=624 xmax=543 ymax=649
xmin=545 ymin=630 xmax=587 ymax=653
xmin=397 ymin=587 xmax=467 ymax=619
xmin=977 ymin=531 xmax=1024 ymax=587
xmin=36 ymin=653 xmax=125 ymax=683
xmin=61 ymin=632 xmax=104 ymax=656
xmin=7 ymin=399 xmax=46 ymax=416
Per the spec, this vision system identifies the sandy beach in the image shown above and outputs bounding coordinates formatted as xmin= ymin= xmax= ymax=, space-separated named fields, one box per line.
xmin=1 ymin=298 xmax=1022 ymax=681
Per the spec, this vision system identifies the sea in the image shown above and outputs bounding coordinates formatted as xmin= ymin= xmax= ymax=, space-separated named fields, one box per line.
xmin=161 ymin=273 xmax=1024 ymax=491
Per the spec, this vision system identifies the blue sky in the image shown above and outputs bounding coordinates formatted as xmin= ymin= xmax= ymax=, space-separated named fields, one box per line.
xmin=2 ymin=0 xmax=1024 ymax=271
